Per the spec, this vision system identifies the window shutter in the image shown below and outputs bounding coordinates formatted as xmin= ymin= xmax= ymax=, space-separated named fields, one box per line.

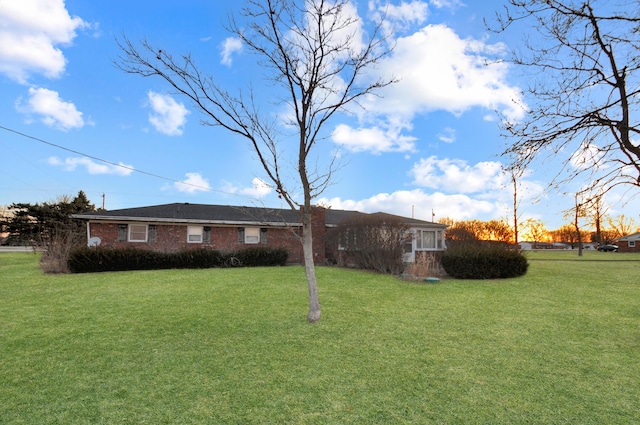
xmin=148 ymin=225 xmax=157 ymax=242
xmin=117 ymin=224 xmax=128 ymax=242
xmin=260 ymin=228 xmax=267 ymax=244
xmin=238 ymin=227 xmax=245 ymax=243
xmin=203 ymin=226 xmax=211 ymax=243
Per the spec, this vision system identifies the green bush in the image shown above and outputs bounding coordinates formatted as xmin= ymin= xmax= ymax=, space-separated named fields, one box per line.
xmin=68 ymin=246 xmax=288 ymax=273
xmin=235 ymin=247 xmax=289 ymax=267
xmin=441 ymin=243 xmax=528 ymax=279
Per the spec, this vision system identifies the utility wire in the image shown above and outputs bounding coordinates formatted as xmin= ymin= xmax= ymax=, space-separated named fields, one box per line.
xmin=0 ymin=124 xmax=238 ymax=195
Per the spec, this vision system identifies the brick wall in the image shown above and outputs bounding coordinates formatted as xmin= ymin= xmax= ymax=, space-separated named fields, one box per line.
xmin=85 ymin=206 xmax=331 ymax=265
xmin=88 ymin=220 xmax=314 ymax=264
xmin=310 ymin=206 xmax=326 ymax=264
xmin=617 ymin=241 xmax=640 ymax=253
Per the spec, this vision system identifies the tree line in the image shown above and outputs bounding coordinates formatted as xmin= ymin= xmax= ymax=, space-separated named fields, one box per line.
xmin=441 ymin=215 xmax=638 ymax=247
xmin=0 ymin=191 xmax=96 ymax=246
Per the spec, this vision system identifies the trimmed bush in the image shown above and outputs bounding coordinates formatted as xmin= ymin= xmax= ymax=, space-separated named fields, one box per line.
xmin=235 ymin=247 xmax=289 ymax=267
xmin=68 ymin=246 xmax=288 ymax=273
xmin=441 ymin=243 xmax=528 ymax=279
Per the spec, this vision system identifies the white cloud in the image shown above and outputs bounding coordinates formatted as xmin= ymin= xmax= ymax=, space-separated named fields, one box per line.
xmin=369 ymin=0 xmax=429 ymax=35
xmin=570 ymin=144 xmax=605 ymax=170
xmin=0 ymin=0 xmax=88 ymax=83
xmin=147 ymin=91 xmax=190 ymax=136
xmin=410 ymin=156 xmax=506 ymax=193
xmin=222 ymin=178 xmax=272 ymax=198
xmin=331 ymin=123 xmax=417 ymax=154
xmin=330 ymin=23 xmax=525 ymax=155
xmin=438 ymin=127 xmax=456 ymax=143
xmin=48 ymin=156 xmax=133 ymax=176
xmin=17 ymin=87 xmax=84 ymax=130
xmin=220 ymin=37 xmax=243 ymax=66
xmin=363 ymin=24 xmax=525 ymax=121
xmin=172 ymin=173 xmax=211 ymax=193
xmin=430 ymin=0 xmax=463 ymax=8
xmin=320 ymin=189 xmax=500 ymax=222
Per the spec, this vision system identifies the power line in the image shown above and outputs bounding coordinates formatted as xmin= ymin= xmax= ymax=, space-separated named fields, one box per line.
xmin=0 ymin=124 xmax=239 ymax=195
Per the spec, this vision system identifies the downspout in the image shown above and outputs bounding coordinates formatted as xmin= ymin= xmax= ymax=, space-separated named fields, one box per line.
xmin=86 ymin=221 xmax=91 ymax=247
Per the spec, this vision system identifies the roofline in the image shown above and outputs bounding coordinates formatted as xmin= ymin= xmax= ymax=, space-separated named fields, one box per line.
xmin=71 ymin=214 xmax=300 ymax=227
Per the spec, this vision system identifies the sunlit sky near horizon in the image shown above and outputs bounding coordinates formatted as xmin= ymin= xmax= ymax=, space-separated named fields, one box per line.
xmin=1 ymin=0 xmax=638 ymax=229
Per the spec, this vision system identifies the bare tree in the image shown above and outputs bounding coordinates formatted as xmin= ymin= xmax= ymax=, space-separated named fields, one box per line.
xmin=522 ymin=218 xmax=548 ymax=247
xmin=490 ymin=1 xmax=640 ymax=202
xmin=116 ymin=0 xmax=394 ymax=322
xmin=570 ymin=193 xmax=586 ymax=256
xmin=505 ymin=165 xmax=525 ymax=244
xmin=583 ymin=190 xmax=608 ymax=246
xmin=607 ymin=214 xmax=638 ymax=237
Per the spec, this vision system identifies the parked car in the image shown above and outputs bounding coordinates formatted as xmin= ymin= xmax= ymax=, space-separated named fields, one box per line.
xmin=598 ymin=244 xmax=618 ymax=252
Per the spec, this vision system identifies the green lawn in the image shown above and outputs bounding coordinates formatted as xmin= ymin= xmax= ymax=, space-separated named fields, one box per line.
xmin=1 ymin=251 xmax=639 ymax=424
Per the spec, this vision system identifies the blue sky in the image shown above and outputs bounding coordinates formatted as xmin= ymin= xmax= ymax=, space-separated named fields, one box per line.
xmin=1 ymin=0 xmax=637 ymax=229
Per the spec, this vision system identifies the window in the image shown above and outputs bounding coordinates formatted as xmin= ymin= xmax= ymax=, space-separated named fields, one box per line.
xmin=630 ymin=240 xmax=636 ymax=248
xmin=238 ymin=227 xmax=266 ymax=244
xmin=117 ymin=224 xmax=128 ymax=242
xmin=416 ymin=229 xmax=443 ymax=250
xmin=187 ymin=226 xmax=203 ymax=243
xmin=129 ymin=224 xmax=148 ymax=242
xmin=203 ymin=227 xmax=211 ymax=243
xmin=245 ymin=227 xmax=260 ymax=244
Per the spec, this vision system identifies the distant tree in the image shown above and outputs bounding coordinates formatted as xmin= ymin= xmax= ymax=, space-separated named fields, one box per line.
xmin=505 ymin=165 xmax=524 ymax=244
xmin=117 ymin=0 xmax=394 ymax=322
xmin=583 ymin=192 xmax=608 ymax=245
xmin=490 ymin=1 xmax=640 ymax=205
xmin=522 ymin=218 xmax=548 ymax=247
xmin=444 ymin=219 xmax=483 ymax=242
xmin=329 ymin=213 xmax=410 ymax=275
xmin=483 ymin=219 xmax=514 ymax=243
xmin=443 ymin=219 xmax=513 ymax=243
xmin=2 ymin=191 xmax=95 ymax=246
xmin=607 ymin=214 xmax=637 ymax=238
xmin=596 ymin=229 xmax=620 ymax=244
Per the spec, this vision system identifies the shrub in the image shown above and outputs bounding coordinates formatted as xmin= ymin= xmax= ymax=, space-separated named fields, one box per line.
xmin=327 ymin=213 xmax=409 ymax=274
xmin=67 ymin=246 xmax=288 ymax=273
xmin=441 ymin=243 xmax=528 ymax=279
xmin=235 ymin=247 xmax=288 ymax=267
xmin=403 ymin=252 xmax=441 ymax=278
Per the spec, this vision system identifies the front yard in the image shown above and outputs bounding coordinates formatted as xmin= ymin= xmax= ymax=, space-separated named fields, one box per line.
xmin=0 ymin=251 xmax=639 ymax=424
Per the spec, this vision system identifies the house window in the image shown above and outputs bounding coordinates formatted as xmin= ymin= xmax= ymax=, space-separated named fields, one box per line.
xmin=630 ymin=241 xmax=636 ymax=248
xmin=187 ymin=226 xmax=203 ymax=243
xmin=416 ymin=230 xmax=443 ymax=250
xmin=245 ymin=227 xmax=260 ymax=244
xmin=117 ymin=224 xmax=128 ymax=242
xmin=129 ymin=224 xmax=148 ymax=242
xmin=238 ymin=227 xmax=265 ymax=244
xmin=203 ymin=227 xmax=211 ymax=243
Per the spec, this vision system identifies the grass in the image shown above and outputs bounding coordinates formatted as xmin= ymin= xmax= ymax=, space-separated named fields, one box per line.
xmin=1 ymin=251 xmax=639 ymax=424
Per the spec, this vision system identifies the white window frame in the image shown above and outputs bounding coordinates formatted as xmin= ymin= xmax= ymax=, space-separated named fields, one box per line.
xmin=629 ymin=240 xmax=636 ymax=248
xmin=415 ymin=229 xmax=443 ymax=251
xmin=245 ymin=227 xmax=260 ymax=244
xmin=187 ymin=226 xmax=203 ymax=243
xmin=128 ymin=224 xmax=148 ymax=242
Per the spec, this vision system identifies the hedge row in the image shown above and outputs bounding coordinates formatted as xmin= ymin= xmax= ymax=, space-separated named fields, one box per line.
xmin=68 ymin=246 xmax=289 ymax=273
xmin=441 ymin=243 xmax=528 ymax=279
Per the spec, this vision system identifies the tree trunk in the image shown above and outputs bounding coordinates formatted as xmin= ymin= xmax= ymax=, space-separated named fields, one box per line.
xmin=302 ymin=220 xmax=320 ymax=322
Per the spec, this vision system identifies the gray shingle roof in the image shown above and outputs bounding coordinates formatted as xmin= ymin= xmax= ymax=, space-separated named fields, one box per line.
xmin=72 ymin=202 xmax=445 ymax=228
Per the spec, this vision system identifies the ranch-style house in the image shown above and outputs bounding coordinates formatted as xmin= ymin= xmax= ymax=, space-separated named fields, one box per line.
xmin=72 ymin=203 xmax=446 ymax=264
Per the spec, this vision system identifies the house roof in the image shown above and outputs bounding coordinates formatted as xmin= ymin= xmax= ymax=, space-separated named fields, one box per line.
xmin=617 ymin=231 xmax=640 ymax=241
xmin=72 ymin=203 xmax=445 ymax=229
